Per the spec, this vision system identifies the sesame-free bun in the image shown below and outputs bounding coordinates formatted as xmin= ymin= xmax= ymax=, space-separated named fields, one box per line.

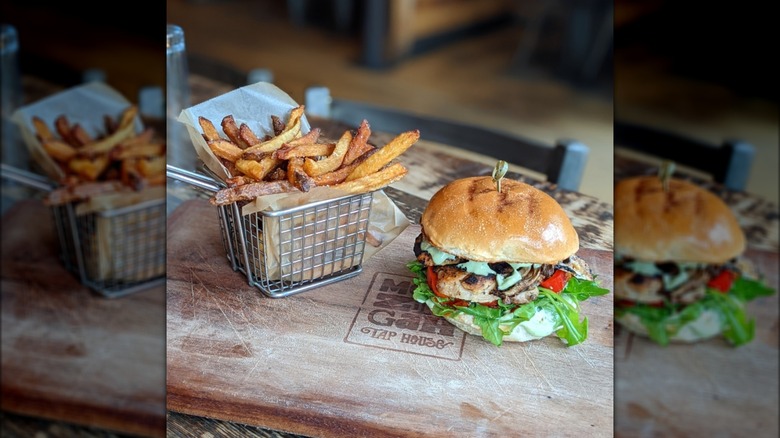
xmin=420 ymin=176 xmax=579 ymax=264
xmin=614 ymin=176 xmax=745 ymax=263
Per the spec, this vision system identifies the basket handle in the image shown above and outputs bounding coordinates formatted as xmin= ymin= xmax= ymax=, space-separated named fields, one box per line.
xmin=0 ymin=163 xmax=55 ymax=192
xmin=166 ymin=164 xmax=223 ymax=194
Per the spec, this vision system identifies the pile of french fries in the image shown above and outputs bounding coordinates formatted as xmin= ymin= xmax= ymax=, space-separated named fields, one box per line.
xmin=199 ymin=105 xmax=418 ymax=206
xmin=32 ymin=105 xmax=166 ymax=206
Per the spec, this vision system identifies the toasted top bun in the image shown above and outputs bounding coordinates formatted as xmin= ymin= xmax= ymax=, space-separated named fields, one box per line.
xmin=615 ymin=176 xmax=745 ymax=263
xmin=421 ymin=176 xmax=579 ymax=264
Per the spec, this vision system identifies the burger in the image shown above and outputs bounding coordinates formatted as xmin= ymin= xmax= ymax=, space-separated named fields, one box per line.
xmin=406 ymin=173 xmax=609 ymax=347
xmin=613 ymin=175 xmax=775 ymax=346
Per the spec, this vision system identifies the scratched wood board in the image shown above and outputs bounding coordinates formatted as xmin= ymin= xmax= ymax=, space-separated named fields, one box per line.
xmin=166 ymin=199 xmax=614 ymax=438
xmin=0 ymin=199 xmax=167 ymax=437
xmin=614 ymin=249 xmax=779 ymax=438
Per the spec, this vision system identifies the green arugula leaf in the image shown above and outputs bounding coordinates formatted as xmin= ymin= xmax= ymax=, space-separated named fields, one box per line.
xmin=729 ymin=277 xmax=776 ymax=302
xmin=707 ymin=291 xmax=755 ymax=346
xmin=538 ymin=289 xmax=588 ymax=346
xmin=563 ymin=277 xmax=611 ymax=300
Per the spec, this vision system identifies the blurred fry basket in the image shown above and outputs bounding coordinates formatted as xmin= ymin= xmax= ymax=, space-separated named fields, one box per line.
xmin=1 ymin=164 xmax=166 ymax=298
xmin=167 ymin=165 xmax=374 ymax=298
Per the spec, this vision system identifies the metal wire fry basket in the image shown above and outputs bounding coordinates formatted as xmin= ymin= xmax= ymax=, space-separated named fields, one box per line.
xmin=168 ymin=165 xmax=374 ymax=298
xmin=1 ymin=164 xmax=166 ymax=298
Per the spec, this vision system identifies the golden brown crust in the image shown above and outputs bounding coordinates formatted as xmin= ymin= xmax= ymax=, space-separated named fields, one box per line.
xmin=421 ymin=176 xmax=579 ymax=264
xmin=614 ymin=176 xmax=745 ymax=263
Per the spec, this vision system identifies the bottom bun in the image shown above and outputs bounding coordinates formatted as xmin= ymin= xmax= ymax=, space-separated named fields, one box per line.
xmin=426 ymin=300 xmax=558 ymax=343
xmin=616 ymin=310 xmax=722 ymax=343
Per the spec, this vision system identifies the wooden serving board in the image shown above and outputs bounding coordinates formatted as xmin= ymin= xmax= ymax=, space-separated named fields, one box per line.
xmin=166 ymin=199 xmax=615 ymax=438
xmin=1 ymin=199 xmax=166 ymax=438
xmin=614 ymin=249 xmax=779 ymax=438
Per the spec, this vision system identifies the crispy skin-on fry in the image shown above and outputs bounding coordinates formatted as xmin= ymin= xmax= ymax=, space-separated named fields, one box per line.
xmin=235 ymin=156 xmax=281 ymax=181
xmin=103 ymin=114 xmax=118 ymax=135
xmin=45 ymin=181 xmax=124 ymax=206
xmin=343 ymin=119 xmax=372 ymax=165
xmin=287 ymin=157 xmax=314 ymax=192
xmin=239 ymin=123 xmax=261 ymax=147
xmin=43 ymin=140 xmax=77 ymax=162
xmin=208 ymin=139 xmax=244 ymax=162
xmin=241 ymin=111 xmax=302 ymax=155
xmin=345 ymin=129 xmax=419 ymax=182
xmin=331 ymin=162 xmax=408 ymax=194
xmin=112 ymin=143 xmax=165 ymax=160
xmin=221 ymin=115 xmax=249 ymax=148
xmin=199 ymin=116 xmax=221 ymax=142
xmin=275 ymin=142 xmax=335 ymax=160
xmin=54 ymin=115 xmax=77 ymax=146
xmin=32 ymin=116 xmax=56 ymax=142
xmin=311 ymin=149 xmax=374 ymax=186
xmin=210 ymin=180 xmax=298 ymax=206
xmin=271 ymin=115 xmax=285 ymax=135
xmin=77 ymin=111 xmax=137 ymax=156
xmin=286 ymin=127 xmax=320 ymax=147
xmin=226 ymin=175 xmax=255 ymax=187
xmin=265 ymin=167 xmax=288 ymax=182
xmin=137 ymin=156 xmax=165 ymax=178
xmin=303 ymin=130 xmax=351 ymax=177
xmin=70 ymin=124 xmax=93 ymax=147
xmin=68 ymin=155 xmax=110 ymax=181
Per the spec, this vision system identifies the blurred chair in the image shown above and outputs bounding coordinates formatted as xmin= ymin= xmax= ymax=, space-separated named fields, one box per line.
xmin=614 ymin=119 xmax=755 ymax=191
xmin=304 ymin=85 xmax=589 ymax=192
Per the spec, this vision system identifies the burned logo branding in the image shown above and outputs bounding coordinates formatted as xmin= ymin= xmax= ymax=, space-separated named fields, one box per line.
xmin=345 ymin=272 xmax=465 ymax=359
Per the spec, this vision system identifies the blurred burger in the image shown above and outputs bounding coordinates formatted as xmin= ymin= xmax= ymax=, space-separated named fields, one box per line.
xmin=614 ymin=174 xmax=775 ymax=346
xmin=407 ymin=167 xmax=609 ymax=347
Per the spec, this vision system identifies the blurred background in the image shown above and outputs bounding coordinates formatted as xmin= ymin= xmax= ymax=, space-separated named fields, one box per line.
xmin=166 ymin=0 xmax=615 ymax=202
xmin=615 ymin=0 xmax=778 ymax=203
xmin=2 ymin=1 xmax=167 ymax=437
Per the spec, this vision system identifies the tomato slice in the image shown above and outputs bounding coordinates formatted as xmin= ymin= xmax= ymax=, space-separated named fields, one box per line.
xmin=539 ymin=269 xmax=571 ymax=293
xmin=427 ymin=266 xmax=448 ymax=298
xmin=707 ymin=270 xmax=737 ymax=293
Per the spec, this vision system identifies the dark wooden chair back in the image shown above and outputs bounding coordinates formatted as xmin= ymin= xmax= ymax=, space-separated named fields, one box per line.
xmin=304 ymin=85 xmax=590 ymax=192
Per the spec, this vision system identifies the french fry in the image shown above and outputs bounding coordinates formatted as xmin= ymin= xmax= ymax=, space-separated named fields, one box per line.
xmin=43 ymin=140 xmax=77 ymax=162
xmin=103 ymin=114 xmax=118 ymax=135
xmin=343 ymin=119 xmax=372 ymax=165
xmin=235 ymin=156 xmax=281 ymax=181
xmin=68 ymin=155 xmax=110 ymax=181
xmin=112 ymin=143 xmax=165 ymax=160
xmin=303 ymin=130 xmax=351 ymax=177
xmin=208 ymin=139 xmax=244 ymax=162
xmin=77 ymin=109 xmax=137 ymax=156
xmin=226 ymin=175 xmax=255 ymax=187
xmin=311 ymin=149 xmax=374 ymax=186
xmin=137 ymin=156 xmax=165 ymax=178
xmin=266 ymin=167 xmax=288 ymax=182
xmin=54 ymin=115 xmax=77 ymax=146
xmin=33 ymin=116 xmax=56 ymax=142
xmin=239 ymin=123 xmax=261 ymax=147
xmin=221 ymin=115 xmax=249 ymax=148
xmin=275 ymin=142 xmax=335 ymax=160
xmin=241 ymin=115 xmax=302 ymax=155
xmin=199 ymin=116 xmax=221 ymax=142
xmin=287 ymin=157 xmax=315 ymax=192
xmin=331 ymin=162 xmax=408 ymax=194
xmin=286 ymin=127 xmax=321 ymax=147
xmin=70 ymin=124 xmax=93 ymax=147
xmin=345 ymin=129 xmax=419 ymax=182
xmin=210 ymin=180 xmax=298 ymax=206
xmin=271 ymin=115 xmax=285 ymax=135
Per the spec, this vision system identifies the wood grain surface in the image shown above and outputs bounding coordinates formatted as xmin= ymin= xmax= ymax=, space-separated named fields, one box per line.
xmin=614 ymin=249 xmax=779 ymax=438
xmin=1 ymin=199 xmax=167 ymax=437
xmin=166 ymin=198 xmax=614 ymax=437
